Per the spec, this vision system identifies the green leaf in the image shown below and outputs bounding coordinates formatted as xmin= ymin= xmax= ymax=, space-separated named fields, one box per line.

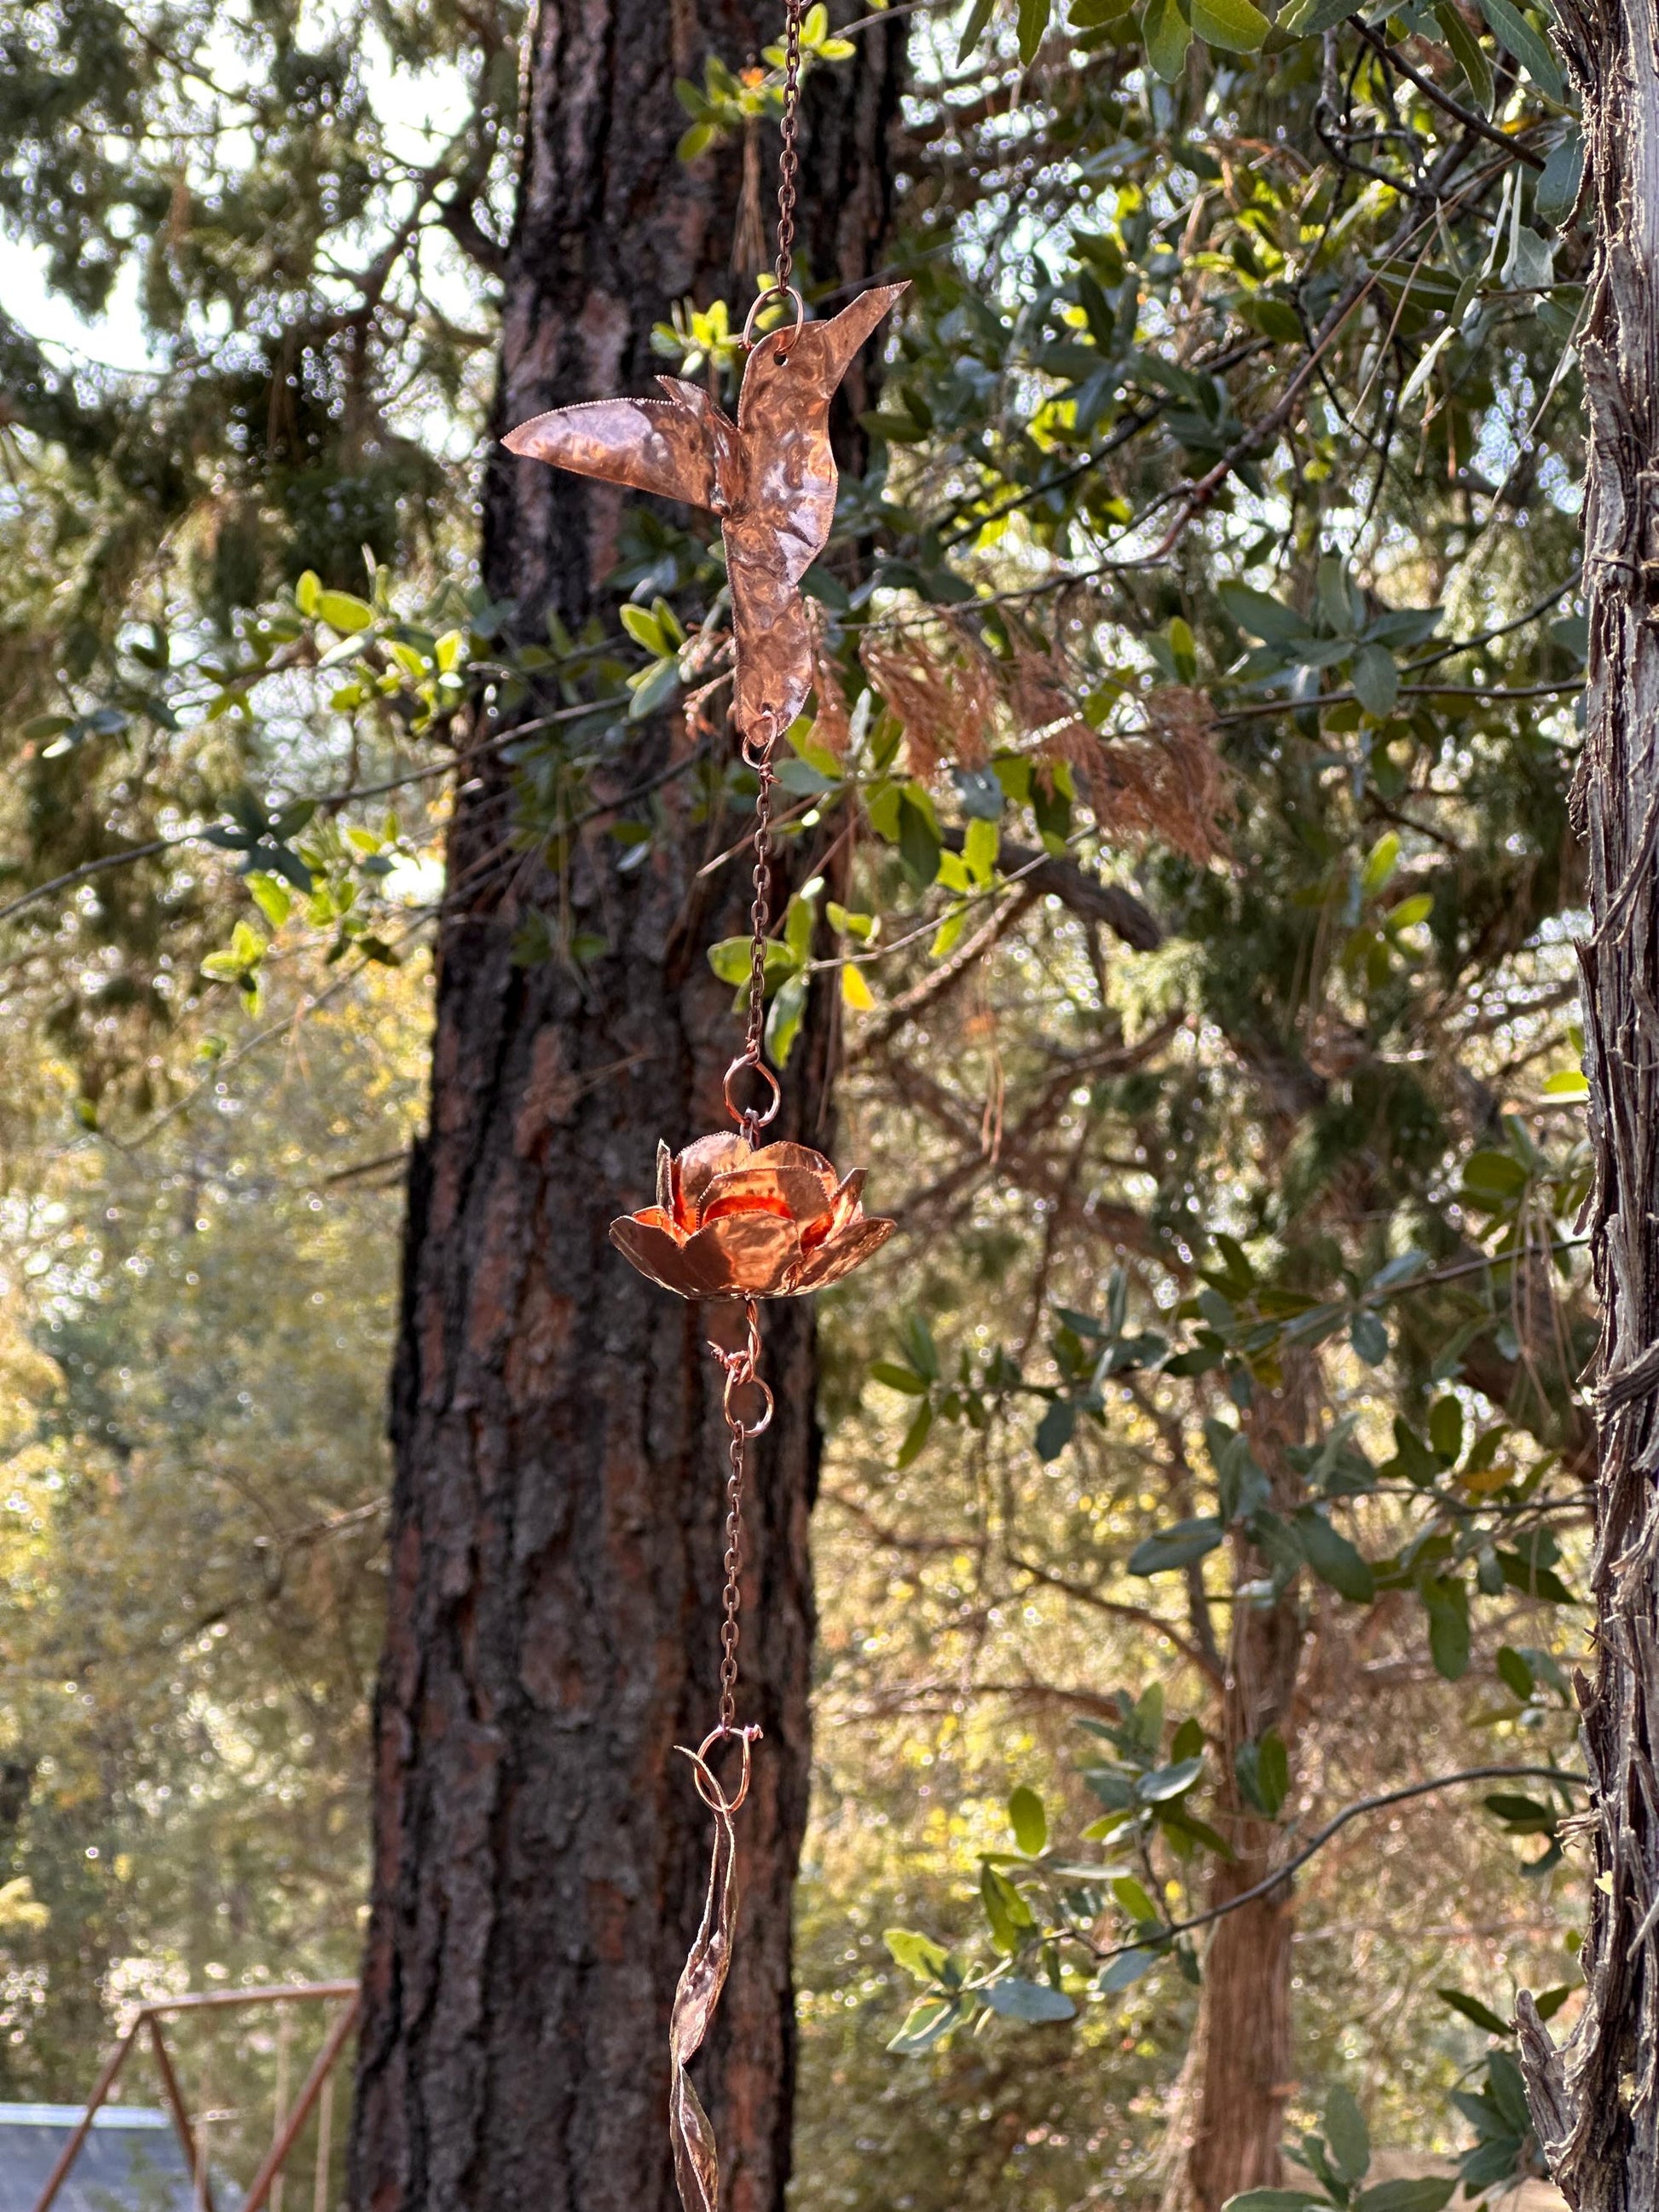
xmin=1138 ymin=1755 xmax=1204 ymax=1802
xmin=295 ymin=569 xmax=322 ymax=616
xmin=827 ymin=901 xmax=877 ymax=941
xmin=1129 ymin=1516 xmax=1224 ymax=1576
xmin=1218 ymin=582 xmax=1310 ymax=647
xmin=898 ymin=791 xmax=942 ymax=887
xmin=1436 ymin=1986 xmax=1512 ymax=2036
xmin=1166 ymin=615 xmax=1199 ymax=683
xmin=766 ymin=971 xmax=806 ymax=1067
xmin=1298 ymin=1512 xmax=1376 ymax=1604
xmin=246 ymin=872 xmax=292 ymax=928
xmin=981 ymin=1862 xmax=1035 ymax=1952
xmin=1036 ymin=1398 xmax=1077 ymax=1461
xmin=957 ymin=0 xmax=997 ymax=61
xmin=1112 ymin=1872 xmax=1158 ymax=1920
xmin=902 ymin=1313 xmax=939 ymax=1382
xmin=1009 ymin=1786 xmax=1048 ymax=1856
xmin=1219 ymin=2192 xmax=1321 ymax=2211
xmin=887 ymin=1995 xmax=964 ymax=2053
xmin=628 ymin=656 xmax=680 ymax=719
xmin=1352 ymin=644 xmax=1400 ymax=718
xmin=620 ymin=602 xmax=668 ymax=654
xmin=1142 ymin=0 xmax=1192 ymax=78
xmin=885 ymin=1927 xmax=951 ymax=1982
xmin=1462 ymin=1148 xmax=1529 ymax=1198
xmin=931 ymin=908 xmax=971 ymax=962
xmin=1190 ymin=0 xmax=1268 ymax=50
xmin=1484 ymin=1793 xmax=1558 ymax=1836
xmin=1278 ymin=0 xmax=1362 ymax=30
xmin=1434 ymin=0 xmax=1494 ymax=115
xmin=317 ymin=589 xmax=374 ymax=634
xmin=1423 ymin=1575 xmax=1471 ymax=1681
xmin=1536 ymin=127 xmax=1585 ymax=228
xmin=1496 ymin=1645 xmax=1535 ymax=1700
xmin=1485 ymin=2050 xmax=1533 ymax=2135
xmin=897 ymin=1400 xmax=934 ymax=1468
xmin=1359 ymin=830 xmax=1401 ymax=897
xmin=708 ymin=939 xmax=753 ymax=986
xmin=1355 ymin=2183 xmax=1456 ymax=2212
xmin=1350 ymin=1310 xmax=1390 ymax=1367
xmin=1428 ymin=1396 xmax=1464 ymax=1463
xmin=963 ymin=813 xmax=1000 ymax=886
xmin=982 ymin=1976 xmax=1075 ymax=2022
xmin=1324 ymin=2083 xmax=1371 ymax=2184
xmin=1017 ymin=0 xmax=1051 ymax=61
xmin=1476 ymin=0 xmax=1564 ymax=101
xmin=870 ymin=1361 xmax=929 ymax=1395
xmin=1235 ymin=1732 xmax=1289 ymax=1816
xmin=1098 ymin=1945 xmax=1162 ymax=1995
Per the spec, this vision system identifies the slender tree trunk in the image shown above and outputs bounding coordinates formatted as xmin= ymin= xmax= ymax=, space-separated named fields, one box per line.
xmin=1517 ymin=10 xmax=1659 ymax=2208
xmin=348 ymin=9 xmax=903 ymax=2210
xmin=1186 ymin=1601 xmax=1301 ymax=2212
xmin=1186 ymin=1377 xmax=1310 ymax=2212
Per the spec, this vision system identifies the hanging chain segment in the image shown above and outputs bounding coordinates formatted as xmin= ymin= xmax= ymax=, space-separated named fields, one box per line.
xmin=740 ymin=0 xmax=806 ymax=354
xmin=722 ymin=737 xmax=778 ymax=1140
xmin=707 ymin=1298 xmax=772 ymax=1739
xmin=773 ymin=0 xmax=804 ymax=297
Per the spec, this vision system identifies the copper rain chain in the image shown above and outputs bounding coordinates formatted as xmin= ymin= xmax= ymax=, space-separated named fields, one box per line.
xmin=504 ymin=10 xmax=899 ymax=2203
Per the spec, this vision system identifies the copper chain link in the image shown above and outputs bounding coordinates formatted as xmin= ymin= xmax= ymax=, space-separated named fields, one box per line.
xmin=698 ymin=0 xmax=803 ymax=1776
xmin=707 ymin=1299 xmax=772 ymax=1747
xmin=773 ymin=0 xmax=804 ymax=298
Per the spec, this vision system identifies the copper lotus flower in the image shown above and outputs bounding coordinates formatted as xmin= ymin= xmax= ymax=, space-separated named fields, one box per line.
xmin=611 ymin=1133 xmax=894 ymax=1299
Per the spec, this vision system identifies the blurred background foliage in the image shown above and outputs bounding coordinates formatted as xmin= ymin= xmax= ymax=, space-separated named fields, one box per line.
xmin=0 ymin=0 xmax=1598 ymax=2202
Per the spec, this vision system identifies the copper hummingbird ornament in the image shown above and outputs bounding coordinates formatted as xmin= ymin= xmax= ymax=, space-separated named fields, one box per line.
xmin=503 ymin=280 xmax=907 ymax=747
xmin=503 ymin=9 xmax=897 ymax=2203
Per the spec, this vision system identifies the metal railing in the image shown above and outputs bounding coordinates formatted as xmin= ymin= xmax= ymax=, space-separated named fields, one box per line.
xmin=31 ymin=1982 xmax=360 ymax=2212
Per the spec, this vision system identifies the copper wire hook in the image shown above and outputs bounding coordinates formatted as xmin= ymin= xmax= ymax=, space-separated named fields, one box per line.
xmin=683 ymin=1724 xmax=764 ymax=1815
xmin=724 ymin=1053 xmax=782 ymax=1130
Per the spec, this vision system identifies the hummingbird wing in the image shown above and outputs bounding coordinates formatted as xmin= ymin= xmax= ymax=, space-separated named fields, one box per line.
xmin=502 ymin=379 xmax=743 ymax=512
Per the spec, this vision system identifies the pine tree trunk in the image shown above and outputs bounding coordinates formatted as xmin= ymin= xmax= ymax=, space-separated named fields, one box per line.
xmin=1516 ymin=8 xmax=1659 ymax=2207
xmin=347 ymin=9 xmax=903 ymax=2209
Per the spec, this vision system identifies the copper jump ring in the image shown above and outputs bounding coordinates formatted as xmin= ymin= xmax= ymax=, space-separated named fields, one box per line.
xmin=722 ymin=1363 xmax=775 ymax=1438
xmin=742 ymin=283 xmax=806 ymax=355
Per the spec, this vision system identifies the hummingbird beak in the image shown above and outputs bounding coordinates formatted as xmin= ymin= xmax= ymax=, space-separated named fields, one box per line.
xmin=818 ymin=281 xmax=910 ymax=387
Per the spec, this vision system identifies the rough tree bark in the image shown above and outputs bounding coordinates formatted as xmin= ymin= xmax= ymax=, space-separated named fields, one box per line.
xmin=1517 ymin=8 xmax=1659 ymax=2207
xmin=347 ymin=8 xmax=903 ymax=2210
xmin=1184 ymin=1604 xmax=1301 ymax=2212
xmin=1184 ymin=1377 xmax=1309 ymax=2212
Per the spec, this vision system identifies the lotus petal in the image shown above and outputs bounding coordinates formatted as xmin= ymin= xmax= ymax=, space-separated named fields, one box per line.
xmin=679 ymin=1213 xmax=802 ymax=1296
xmin=673 ymin=1132 xmax=753 ymax=1226
xmin=610 ymin=1216 xmax=707 ymax=1296
xmin=789 ymin=1215 xmax=896 ymax=1291
xmin=698 ymin=1164 xmax=835 ymax=1232
xmin=749 ymin=1140 xmax=840 ymax=1192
